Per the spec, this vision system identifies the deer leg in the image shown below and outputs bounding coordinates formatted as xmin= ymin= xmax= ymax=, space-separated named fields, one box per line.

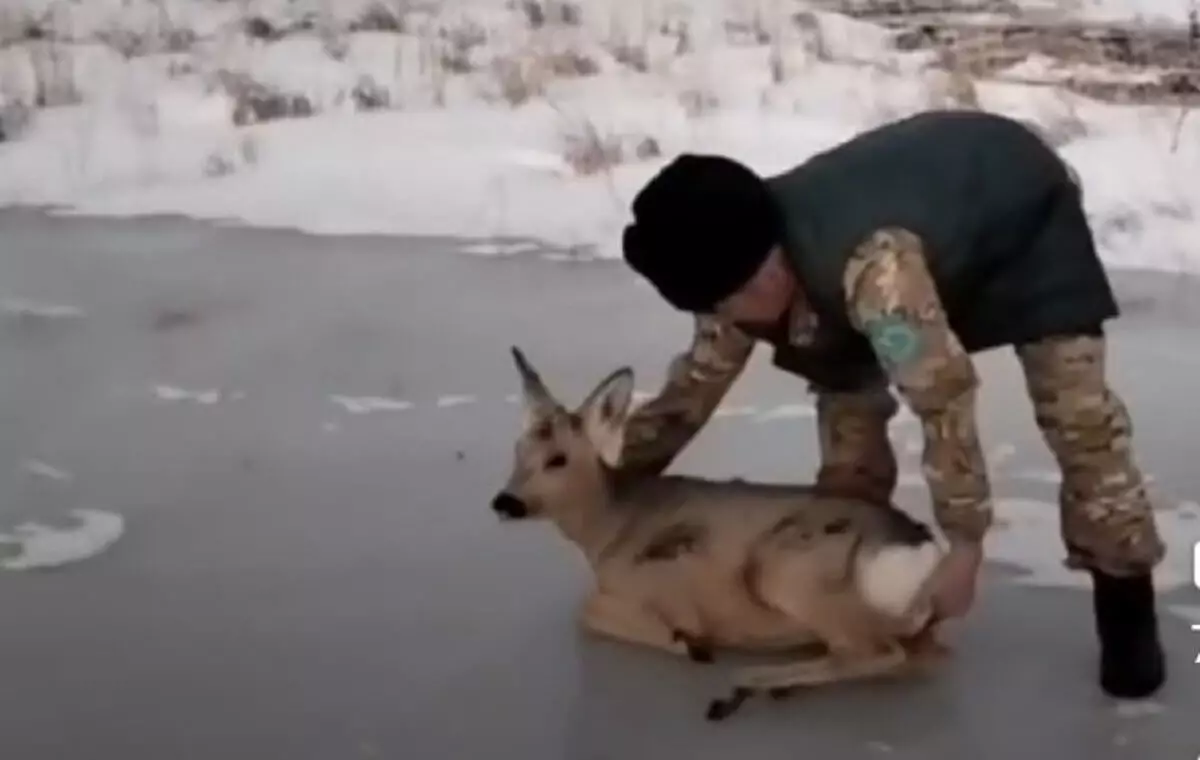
xmin=897 ymin=618 xmax=952 ymax=670
xmin=731 ymin=639 xmax=910 ymax=692
xmin=704 ymin=583 xmax=918 ymax=720
xmin=672 ymin=629 xmax=716 ymax=663
xmin=579 ymin=591 xmax=693 ymax=659
xmin=743 ymin=586 xmax=916 ymax=687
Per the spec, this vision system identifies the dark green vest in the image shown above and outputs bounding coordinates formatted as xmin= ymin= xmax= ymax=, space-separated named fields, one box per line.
xmin=748 ymin=110 xmax=1119 ymax=392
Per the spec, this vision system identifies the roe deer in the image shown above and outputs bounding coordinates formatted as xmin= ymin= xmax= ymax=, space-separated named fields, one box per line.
xmin=490 ymin=347 xmax=951 ymax=720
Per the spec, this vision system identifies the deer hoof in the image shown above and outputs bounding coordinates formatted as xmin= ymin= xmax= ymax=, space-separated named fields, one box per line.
xmin=705 ymin=687 xmax=752 ymax=721
xmin=672 ymin=630 xmax=715 ymax=663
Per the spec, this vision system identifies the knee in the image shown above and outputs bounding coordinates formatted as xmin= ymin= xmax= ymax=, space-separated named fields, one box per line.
xmin=1032 ymin=384 xmax=1132 ymax=449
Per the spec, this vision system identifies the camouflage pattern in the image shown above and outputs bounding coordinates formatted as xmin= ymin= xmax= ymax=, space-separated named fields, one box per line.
xmin=812 ymin=382 xmax=900 ymax=506
xmin=842 ymin=227 xmax=994 ymax=543
xmin=1015 ymin=335 xmax=1166 ymax=575
xmin=617 ymin=308 xmax=907 ymax=503
xmin=618 ymin=315 xmax=754 ymax=478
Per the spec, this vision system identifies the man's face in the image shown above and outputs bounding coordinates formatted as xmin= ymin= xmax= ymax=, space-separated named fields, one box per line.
xmin=709 ymin=247 xmax=796 ymax=328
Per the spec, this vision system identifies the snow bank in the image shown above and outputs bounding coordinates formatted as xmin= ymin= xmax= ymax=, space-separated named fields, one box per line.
xmin=0 ymin=0 xmax=1197 ymax=270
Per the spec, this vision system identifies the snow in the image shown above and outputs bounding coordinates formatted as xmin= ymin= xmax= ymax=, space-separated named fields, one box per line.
xmin=0 ymin=0 xmax=1197 ymax=271
xmin=0 ymin=509 xmax=126 ymax=571
xmin=330 ymin=394 xmax=415 ymax=414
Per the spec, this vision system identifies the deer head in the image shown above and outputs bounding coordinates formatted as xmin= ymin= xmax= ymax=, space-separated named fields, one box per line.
xmin=490 ymin=346 xmax=635 ymax=522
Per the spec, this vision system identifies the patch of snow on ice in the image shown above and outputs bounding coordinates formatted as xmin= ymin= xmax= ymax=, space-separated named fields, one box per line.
xmin=0 ymin=509 xmax=126 ymax=571
xmin=331 ymin=395 xmax=414 ymax=414
xmin=153 ymin=385 xmax=223 ymax=404
xmin=0 ymin=299 xmax=85 ymax=319
xmin=19 ymin=460 xmax=74 ymax=482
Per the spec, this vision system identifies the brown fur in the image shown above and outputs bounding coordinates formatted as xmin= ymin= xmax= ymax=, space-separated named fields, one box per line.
xmin=491 ymin=347 xmax=951 ymax=720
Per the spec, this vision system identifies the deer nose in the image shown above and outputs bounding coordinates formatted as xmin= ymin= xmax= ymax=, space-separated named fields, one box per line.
xmin=491 ymin=492 xmax=528 ymax=519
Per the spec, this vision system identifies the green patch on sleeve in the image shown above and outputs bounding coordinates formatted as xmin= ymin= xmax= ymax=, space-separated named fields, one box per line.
xmin=862 ymin=314 xmax=923 ymax=369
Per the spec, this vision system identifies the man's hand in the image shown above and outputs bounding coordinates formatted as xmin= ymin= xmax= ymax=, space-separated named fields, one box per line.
xmin=931 ymin=540 xmax=984 ymax=621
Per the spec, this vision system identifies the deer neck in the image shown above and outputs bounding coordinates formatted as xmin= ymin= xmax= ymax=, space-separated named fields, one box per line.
xmin=547 ymin=471 xmax=628 ymax=567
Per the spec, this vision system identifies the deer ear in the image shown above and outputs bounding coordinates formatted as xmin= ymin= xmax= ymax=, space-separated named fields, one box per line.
xmin=510 ymin=346 xmax=558 ymax=427
xmin=578 ymin=367 xmax=634 ymax=466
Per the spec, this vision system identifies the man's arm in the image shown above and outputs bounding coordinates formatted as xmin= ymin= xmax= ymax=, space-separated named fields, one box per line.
xmin=841 ymin=227 xmax=994 ymax=545
xmin=811 ymin=379 xmax=901 ymax=506
xmin=618 ymin=314 xmax=754 ymax=479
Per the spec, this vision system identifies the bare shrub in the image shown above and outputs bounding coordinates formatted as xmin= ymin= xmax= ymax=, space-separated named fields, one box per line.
xmin=768 ymin=41 xmax=786 ymax=83
xmin=95 ymin=27 xmax=148 ymax=58
xmin=351 ymin=2 xmax=408 ymax=33
xmin=321 ymin=29 xmax=350 ymax=61
xmin=925 ymin=48 xmax=981 ymax=109
xmin=609 ymin=40 xmax=649 ymax=72
xmin=679 ymin=87 xmax=720 ymax=118
xmin=490 ymin=54 xmax=545 ymax=106
xmin=555 ymin=112 xmax=662 ymax=176
xmin=1169 ymin=103 xmax=1193 ymax=152
xmin=557 ymin=2 xmax=583 ymax=26
xmin=674 ymin=21 xmax=693 ymax=56
xmin=544 ymin=48 xmax=600 ymax=77
xmin=204 ymin=134 xmax=260 ymax=178
xmin=95 ymin=0 xmax=196 ymax=59
xmin=166 ymin=56 xmax=195 ymax=79
xmin=215 ymin=70 xmax=315 ymax=126
xmin=561 ymin=121 xmax=623 ymax=175
xmin=438 ymin=20 xmax=488 ymax=73
xmin=1025 ymin=92 xmax=1090 ymax=147
xmin=244 ymin=16 xmax=278 ymax=41
xmin=793 ymin=11 xmax=831 ymax=62
xmin=748 ymin=9 xmax=772 ymax=45
xmin=28 ymin=41 xmax=82 ymax=108
xmin=633 ymin=135 xmax=662 ymax=160
xmin=204 ymin=152 xmax=237 ymax=178
xmin=351 ymin=74 xmax=392 ymax=110
xmin=0 ymin=101 xmax=33 ymax=142
xmin=519 ymin=1 xmax=583 ymax=29
xmin=239 ymin=134 xmax=259 ymax=166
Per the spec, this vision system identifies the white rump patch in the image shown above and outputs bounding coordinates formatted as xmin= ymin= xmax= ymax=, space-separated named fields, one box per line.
xmin=855 ymin=542 xmax=942 ymax=619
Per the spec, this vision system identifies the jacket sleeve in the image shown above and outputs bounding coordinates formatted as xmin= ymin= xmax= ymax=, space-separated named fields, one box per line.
xmin=617 ymin=314 xmax=754 ymax=478
xmin=811 ymin=380 xmax=900 ymax=506
xmin=841 ymin=227 xmax=994 ymax=544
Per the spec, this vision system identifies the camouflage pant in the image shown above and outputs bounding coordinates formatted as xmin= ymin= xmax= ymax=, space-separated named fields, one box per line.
xmin=1015 ymin=333 xmax=1165 ymax=576
xmin=813 ymin=333 xmax=1165 ymax=576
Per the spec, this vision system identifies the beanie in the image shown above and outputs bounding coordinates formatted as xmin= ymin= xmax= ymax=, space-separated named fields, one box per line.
xmin=622 ymin=153 xmax=783 ymax=313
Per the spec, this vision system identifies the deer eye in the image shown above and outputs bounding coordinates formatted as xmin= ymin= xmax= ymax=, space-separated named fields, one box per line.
xmin=545 ymin=453 xmax=568 ymax=470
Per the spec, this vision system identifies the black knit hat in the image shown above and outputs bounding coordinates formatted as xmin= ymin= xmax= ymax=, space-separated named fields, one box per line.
xmin=622 ymin=153 xmax=783 ymax=313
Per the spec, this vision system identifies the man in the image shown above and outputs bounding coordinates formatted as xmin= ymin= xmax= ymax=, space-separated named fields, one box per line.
xmin=617 ymin=109 xmax=1166 ymax=699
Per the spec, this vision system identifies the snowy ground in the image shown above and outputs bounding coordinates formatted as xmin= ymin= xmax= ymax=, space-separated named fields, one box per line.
xmin=0 ymin=0 xmax=1198 ymax=270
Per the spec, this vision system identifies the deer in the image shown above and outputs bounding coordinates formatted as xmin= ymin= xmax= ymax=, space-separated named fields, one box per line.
xmin=490 ymin=347 xmax=952 ymax=721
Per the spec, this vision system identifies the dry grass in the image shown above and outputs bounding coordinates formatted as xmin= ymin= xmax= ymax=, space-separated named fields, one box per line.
xmin=204 ymin=133 xmax=259 ymax=177
xmin=212 ymin=69 xmax=315 ymax=127
xmin=0 ymin=0 xmax=1192 ymax=163
xmin=0 ymin=100 xmax=33 ymax=141
xmin=679 ymin=86 xmax=720 ymax=118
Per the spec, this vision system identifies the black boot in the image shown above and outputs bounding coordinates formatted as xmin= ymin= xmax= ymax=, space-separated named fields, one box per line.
xmin=1090 ymin=570 xmax=1166 ymax=699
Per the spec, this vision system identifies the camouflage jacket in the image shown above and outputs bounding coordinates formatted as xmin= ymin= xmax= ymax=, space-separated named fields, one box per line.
xmin=617 ymin=231 xmax=994 ymax=545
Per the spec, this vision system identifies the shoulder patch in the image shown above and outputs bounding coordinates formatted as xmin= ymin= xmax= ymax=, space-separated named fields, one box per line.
xmin=862 ymin=314 xmax=922 ymax=368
